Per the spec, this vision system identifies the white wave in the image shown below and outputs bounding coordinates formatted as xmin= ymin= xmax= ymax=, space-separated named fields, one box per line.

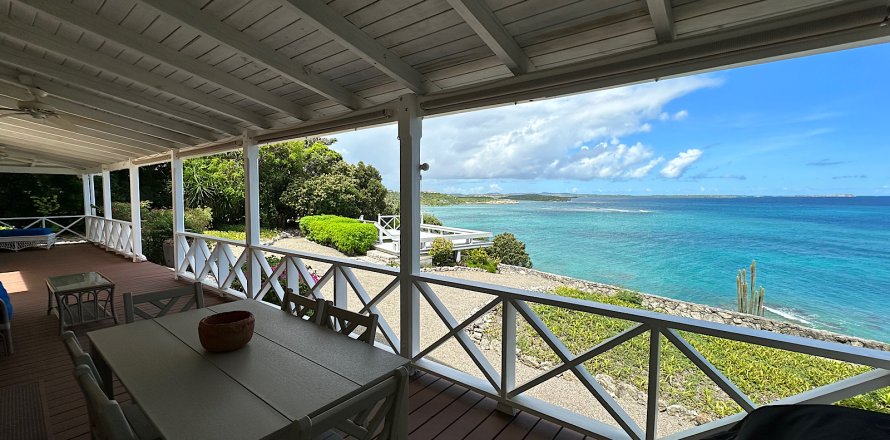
xmin=540 ymin=207 xmax=653 ymax=214
xmin=764 ymin=306 xmax=812 ymax=325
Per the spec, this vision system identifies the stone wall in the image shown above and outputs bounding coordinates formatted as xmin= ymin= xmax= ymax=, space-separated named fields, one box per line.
xmin=495 ymin=264 xmax=889 ymax=351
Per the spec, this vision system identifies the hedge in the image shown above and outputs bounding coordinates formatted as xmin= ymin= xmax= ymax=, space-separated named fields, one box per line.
xmin=299 ymin=215 xmax=377 ymax=255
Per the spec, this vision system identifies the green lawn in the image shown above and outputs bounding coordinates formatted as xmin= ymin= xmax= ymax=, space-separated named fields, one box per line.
xmin=491 ymin=286 xmax=890 ymax=418
xmin=204 ymin=225 xmax=281 ymax=242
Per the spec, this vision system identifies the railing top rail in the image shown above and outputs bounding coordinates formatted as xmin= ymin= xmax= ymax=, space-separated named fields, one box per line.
xmin=253 ymin=243 xmax=400 ymax=276
xmin=85 ymin=215 xmax=133 ymax=226
xmin=175 ymin=231 xmax=246 ymax=247
xmin=0 ymin=215 xmax=86 ymax=220
xmin=420 ymin=224 xmax=492 ymax=235
xmin=414 ymin=272 xmax=890 ymax=369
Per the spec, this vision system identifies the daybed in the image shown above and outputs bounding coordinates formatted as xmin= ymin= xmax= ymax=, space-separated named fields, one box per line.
xmin=0 ymin=227 xmax=56 ymax=251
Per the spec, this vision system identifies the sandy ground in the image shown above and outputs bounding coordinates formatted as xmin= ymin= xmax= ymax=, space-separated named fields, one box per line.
xmin=272 ymin=237 xmax=695 ymax=437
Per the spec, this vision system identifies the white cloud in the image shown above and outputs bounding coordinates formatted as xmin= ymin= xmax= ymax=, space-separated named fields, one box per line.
xmin=489 ymin=183 xmax=503 ymax=193
xmin=331 ymin=75 xmax=721 ymax=187
xmin=660 ymin=149 xmax=703 ymax=178
xmin=673 ymin=110 xmax=689 ymax=120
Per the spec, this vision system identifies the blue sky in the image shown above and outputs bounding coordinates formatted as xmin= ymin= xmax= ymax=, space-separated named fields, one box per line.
xmin=332 ymin=42 xmax=890 ymax=196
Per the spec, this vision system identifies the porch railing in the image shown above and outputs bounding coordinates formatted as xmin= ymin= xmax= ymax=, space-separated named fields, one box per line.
xmin=174 ymin=232 xmax=890 ymax=440
xmin=85 ymin=216 xmax=136 ymax=258
xmin=0 ymin=215 xmax=87 ymax=240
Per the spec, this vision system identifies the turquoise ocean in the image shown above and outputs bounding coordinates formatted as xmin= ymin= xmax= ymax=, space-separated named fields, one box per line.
xmin=425 ymin=197 xmax=890 ymax=342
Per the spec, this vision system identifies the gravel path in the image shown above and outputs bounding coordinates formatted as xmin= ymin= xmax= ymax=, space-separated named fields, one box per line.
xmin=271 ymin=237 xmax=695 ymax=437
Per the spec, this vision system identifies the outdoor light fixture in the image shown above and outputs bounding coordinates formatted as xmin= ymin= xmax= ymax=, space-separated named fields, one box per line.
xmin=419 ymin=163 xmax=430 ymax=171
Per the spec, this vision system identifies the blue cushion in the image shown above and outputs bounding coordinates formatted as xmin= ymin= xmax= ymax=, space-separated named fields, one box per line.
xmin=0 ymin=281 xmax=11 ymax=320
xmin=0 ymin=227 xmax=53 ymax=237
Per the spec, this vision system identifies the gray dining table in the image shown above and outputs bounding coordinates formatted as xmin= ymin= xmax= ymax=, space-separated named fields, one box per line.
xmin=88 ymin=299 xmax=409 ymax=440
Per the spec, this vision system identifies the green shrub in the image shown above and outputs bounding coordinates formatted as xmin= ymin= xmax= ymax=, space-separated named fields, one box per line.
xmin=615 ymin=289 xmax=644 ymax=306
xmin=141 ymin=207 xmax=212 ymax=265
xmin=298 ymin=215 xmax=377 ymax=255
xmin=489 ymin=232 xmax=532 ymax=268
xmin=462 ymin=248 xmax=499 ymax=273
xmin=30 ymin=194 xmax=60 ymax=216
xmin=429 ymin=238 xmax=454 ymax=266
xmin=422 ymin=213 xmax=443 ymax=226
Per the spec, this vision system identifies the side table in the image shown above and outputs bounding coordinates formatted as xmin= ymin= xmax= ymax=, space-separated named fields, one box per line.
xmin=46 ymin=272 xmax=117 ymax=334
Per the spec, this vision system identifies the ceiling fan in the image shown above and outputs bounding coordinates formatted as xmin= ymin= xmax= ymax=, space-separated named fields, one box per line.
xmin=0 ymin=75 xmax=76 ymax=130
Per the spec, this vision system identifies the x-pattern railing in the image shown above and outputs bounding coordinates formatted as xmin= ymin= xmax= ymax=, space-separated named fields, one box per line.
xmin=174 ymin=235 xmax=403 ymax=353
xmin=411 ymin=272 xmax=890 ymax=440
xmin=85 ymin=216 xmax=134 ymax=256
xmin=170 ymin=234 xmax=890 ymax=440
xmin=0 ymin=215 xmax=87 ymax=239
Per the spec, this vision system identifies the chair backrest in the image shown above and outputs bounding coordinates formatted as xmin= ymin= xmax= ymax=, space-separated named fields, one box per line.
xmin=62 ymin=331 xmax=103 ymax=389
xmin=281 ymin=288 xmax=325 ymax=324
xmin=123 ymin=283 xmax=204 ymax=323
xmin=74 ymin=365 xmax=138 ymax=440
xmin=320 ymin=301 xmax=379 ymax=345
xmin=281 ymin=366 xmax=409 ymax=440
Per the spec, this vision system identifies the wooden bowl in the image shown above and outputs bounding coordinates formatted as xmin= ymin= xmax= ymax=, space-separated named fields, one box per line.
xmin=198 ymin=311 xmax=255 ymax=353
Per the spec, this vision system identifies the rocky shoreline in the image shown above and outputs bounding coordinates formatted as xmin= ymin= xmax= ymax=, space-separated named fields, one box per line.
xmin=493 ymin=264 xmax=890 ymax=351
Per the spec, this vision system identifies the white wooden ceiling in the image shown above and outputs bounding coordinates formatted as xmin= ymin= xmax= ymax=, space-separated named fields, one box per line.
xmin=0 ymin=0 xmax=887 ymax=174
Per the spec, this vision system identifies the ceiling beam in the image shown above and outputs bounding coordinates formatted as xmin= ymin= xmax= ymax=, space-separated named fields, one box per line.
xmin=445 ymin=0 xmax=532 ymax=75
xmin=0 ymin=133 xmax=130 ymax=166
xmin=0 ymin=122 xmax=150 ymax=160
xmin=0 ymin=165 xmax=80 ymax=175
xmin=138 ymin=0 xmax=365 ymax=110
xmin=0 ymin=44 xmax=238 ymax=136
xmin=15 ymin=0 xmax=313 ymax=121
xmin=25 ymin=77 xmax=217 ymax=142
xmin=0 ymin=81 xmax=196 ymax=146
xmin=279 ymin=0 xmax=429 ymax=94
xmin=644 ymin=0 xmax=675 ymax=43
xmin=0 ymin=15 xmax=270 ymax=128
xmin=0 ymin=116 xmax=162 ymax=157
xmin=0 ymin=141 xmax=101 ymax=168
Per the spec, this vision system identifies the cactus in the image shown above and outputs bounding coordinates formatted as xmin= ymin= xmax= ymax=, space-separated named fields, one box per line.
xmin=736 ymin=260 xmax=766 ymax=316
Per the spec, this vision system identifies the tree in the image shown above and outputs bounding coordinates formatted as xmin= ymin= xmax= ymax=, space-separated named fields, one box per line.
xmin=259 ymin=141 xmax=305 ymax=227
xmin=352 ymin=162 xmax=387 ymax=218
xmin=281 ymin=173 xmax=361 ymax=218
xmin=490 ymin=233 xmax=533 ymax=268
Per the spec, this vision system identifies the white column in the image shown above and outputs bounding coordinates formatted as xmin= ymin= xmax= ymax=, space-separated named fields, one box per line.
xmin=243 ymin=133 xmax=261 ymax=299
xmin=101 ymin=169 xmax=113 ymax=248
xmin=81 ymin=174 xmax=94 ymax=216
xmin=101 ymin=169 xmax=112 ymax=219
xmin=171 ymin=149 xmax=185 ymax=276
xmin=398 ymin=94 xmax=422 ymax=358
xmin=128 ymin=163 xmax=143 ymax=262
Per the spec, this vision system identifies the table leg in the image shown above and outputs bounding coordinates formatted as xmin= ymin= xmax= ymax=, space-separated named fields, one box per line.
xmin=46 ymin=287 xmax=53 ymax=315
xmin=90 ymin=344 xmax=115 ymax=399
xmin=109 ymin=287 xmax=118 ymax=325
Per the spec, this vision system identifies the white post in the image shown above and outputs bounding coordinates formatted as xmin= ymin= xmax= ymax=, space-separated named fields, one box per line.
xmin=398 ymin=94 xmax=422 ymax=358
xmin=81 ymin=174 xmax=94 ymax=216
xmin=243 ymin=132 xmax=261 ymax=299
xmin=171 ymin=149 xmax=185 ymax=276
xmin=101 ymin=169 xmax=112 ymax=247
xmin=101 ymin=169 xmax=112 ymax=219
xmin=128 ymin=162 xmax=143 ymax=262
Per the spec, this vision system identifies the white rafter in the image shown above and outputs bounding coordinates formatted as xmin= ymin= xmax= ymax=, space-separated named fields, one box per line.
xmin=0 ymin=84 xmax=189 ymax=149
xmin=137 ymin=0 xmax=365 ymax=110
xmin=0 ymin=45 xmax=238 ymax=136
xmin=644 ymin=0 xmax=675 ymax=43
xmin=278 ymin=0 xmax=429 ymax=94
xmin=0 ymin=15 xmax=270 ymax=128
xmin=446 ymin=0 xmax=532 ymax=75
xmin=14 ymin=0 xmax=313 ymax=121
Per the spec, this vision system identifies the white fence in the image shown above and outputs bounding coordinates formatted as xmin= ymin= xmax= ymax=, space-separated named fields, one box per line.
xmin=174 ymin=232 xmax=890 ymax=440
xmin=0 ymin=215 xmax=87 ymax=240
xmin=85 ymin=216 xmax=138 ymax=259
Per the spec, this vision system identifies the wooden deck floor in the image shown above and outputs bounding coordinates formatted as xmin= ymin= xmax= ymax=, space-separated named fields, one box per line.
xmin=0 ymin=243 xmax=594 ymax=440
